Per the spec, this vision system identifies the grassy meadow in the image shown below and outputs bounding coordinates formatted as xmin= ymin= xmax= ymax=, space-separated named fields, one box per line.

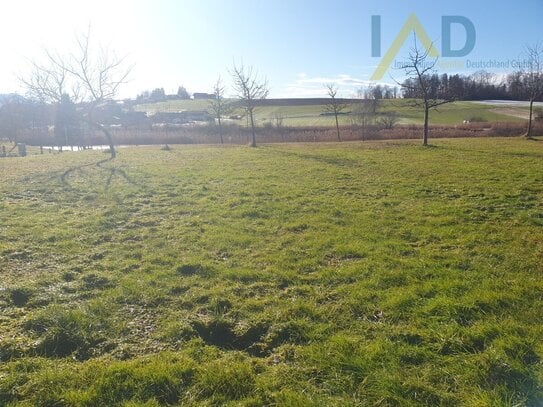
xmin=0 ymin=137 xmax=542 ymax=405
xmin=133 ymin=99 xmax=527 ymax=127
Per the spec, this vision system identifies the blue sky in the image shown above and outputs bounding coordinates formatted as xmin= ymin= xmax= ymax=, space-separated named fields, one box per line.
xmin=1 ymin=0 xmax=542 ymax=98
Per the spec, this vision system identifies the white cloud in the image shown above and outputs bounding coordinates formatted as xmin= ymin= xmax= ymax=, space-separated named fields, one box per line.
xmin=277 ymin=74 xmax=392 ymax=98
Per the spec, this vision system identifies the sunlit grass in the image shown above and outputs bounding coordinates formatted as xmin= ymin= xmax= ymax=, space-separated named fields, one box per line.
xmin=0 ymin=137 xmax=542 ymax=405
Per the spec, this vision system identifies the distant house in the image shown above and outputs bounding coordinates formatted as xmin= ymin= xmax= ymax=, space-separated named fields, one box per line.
xmin=193 ymin=92 xmax=215 ymax=100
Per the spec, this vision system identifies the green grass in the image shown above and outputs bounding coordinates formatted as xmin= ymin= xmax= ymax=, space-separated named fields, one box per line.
xmin=135 ymin=99 xmax=212 ymax=113
xmin=1 ymin=137 xmax=542 ymax=405
xmin=134 ymin=99 xmax=527 ymax=126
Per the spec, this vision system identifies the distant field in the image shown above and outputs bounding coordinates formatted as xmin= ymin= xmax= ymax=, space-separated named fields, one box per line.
xmin=1 ymin=137 xmax=542 ymax=405
xmin=134 ymin=99 xmax=528 ymax=127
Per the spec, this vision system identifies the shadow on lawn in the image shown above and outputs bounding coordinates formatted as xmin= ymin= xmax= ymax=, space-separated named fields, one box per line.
xmin=267 ymin=147 xmax=361 ymax=168
xmin=60 ymin=157 xmax=143 ymax=192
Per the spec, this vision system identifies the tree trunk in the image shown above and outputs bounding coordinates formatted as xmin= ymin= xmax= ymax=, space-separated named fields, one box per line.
xmin=87 ymin=104 xmax=116 ymax=158
xmin=102 ymin=125 xmax=116 ymax=158
xmin=527 ymin=98 xmax=534 ymax=138
xmin=92 ymin=121 xmax=116 ymax=158
xmin=249 ymin=109 xmax=256 ymax=147
xmin=423 ymin=105 xmax=429 ymax=146
xmin=218 ymin=116 xmax=223 ymax=144
xmin=335 ymin=111 xmax=341 ymax=141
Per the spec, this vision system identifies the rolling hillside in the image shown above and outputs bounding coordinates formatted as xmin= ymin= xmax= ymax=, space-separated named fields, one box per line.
xmin=134 ymin=99 xmax=529 ymax=127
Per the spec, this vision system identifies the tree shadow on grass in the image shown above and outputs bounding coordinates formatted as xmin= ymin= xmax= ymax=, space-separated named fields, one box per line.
xmin=60 ymin=157 xmax=112 ymax=186
xmin=266 ymin=147 xmax=361 ymax=168
xmin=104 ymin=167 xmax=139 ymax=192
xmin=61 ymin=157 xmax=145 ymax=193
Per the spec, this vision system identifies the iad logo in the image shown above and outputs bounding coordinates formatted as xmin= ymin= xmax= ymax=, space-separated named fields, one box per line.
xmin=370 ymin=13 xmax=476 ymax=80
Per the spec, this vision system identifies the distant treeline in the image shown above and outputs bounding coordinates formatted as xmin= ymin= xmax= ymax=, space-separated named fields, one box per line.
xmin=401 ymin=70 xmax=543 ymax=101
xmin=135 ymin=86 xmax=191 ymax=103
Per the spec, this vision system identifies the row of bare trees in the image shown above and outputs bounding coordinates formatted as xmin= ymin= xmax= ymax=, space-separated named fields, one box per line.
xmin=207 ymin=64 xmax=269 ymax=147
xmin=325 ymin=84 xmax=401 ymax=141
xmin=18 ymin=29 xmax=543 ymax=154
xmin=396 ymin=36 xmax=542 ymax=143
xmin=21 ymin=27 xmax=271 ymax=152
xmin=322 ymin=35 xmax=542 ymax=145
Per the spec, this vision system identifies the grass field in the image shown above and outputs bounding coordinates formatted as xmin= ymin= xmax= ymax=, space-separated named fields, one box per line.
xmin=134 ymin=99 xmax=527 ymax=127
xmin=1 ymin=137 xmax=542 ymax=405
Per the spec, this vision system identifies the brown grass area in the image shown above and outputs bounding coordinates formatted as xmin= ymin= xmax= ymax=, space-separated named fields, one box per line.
xmin=9 ymin=121 xmax=543 ymax=147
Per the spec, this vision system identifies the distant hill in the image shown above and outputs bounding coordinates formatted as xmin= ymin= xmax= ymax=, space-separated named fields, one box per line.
xmin=252 ymin=98 xmax=357 ymax=107
xmin=0 ymin=93 xmax=27 ymax=107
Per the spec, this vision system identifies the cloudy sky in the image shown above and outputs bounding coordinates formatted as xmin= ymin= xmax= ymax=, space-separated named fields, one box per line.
xmin=1 ymin=0 xmax=541 ymax=99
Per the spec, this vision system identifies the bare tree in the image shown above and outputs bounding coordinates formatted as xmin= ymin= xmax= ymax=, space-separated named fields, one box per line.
xmin=22 ymin=53 xmax=72 ymax=104
xmin=365 ymin=83 xmax=381 ymax=114
xmin=523 ymin=44 xmax=543 ymax=139
xmin=324 ymin=84 xmax=347 ymax=141
xmin=230 ymin=62 xmax=269 ymax=147
xmin=273 ymin=112 xmax=285 ymax=128
xmin=351 ymin=87 xmax=379 ymax=139
xmin=209 ymin=76 xmax=229 ymax=144
xmin=398 ymin=35 xmax=455 ymax=146
xmin=21 ymin=28 xmax=131 ymax=158
xmin=377 ymin=111 xmax=399 ymax=129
